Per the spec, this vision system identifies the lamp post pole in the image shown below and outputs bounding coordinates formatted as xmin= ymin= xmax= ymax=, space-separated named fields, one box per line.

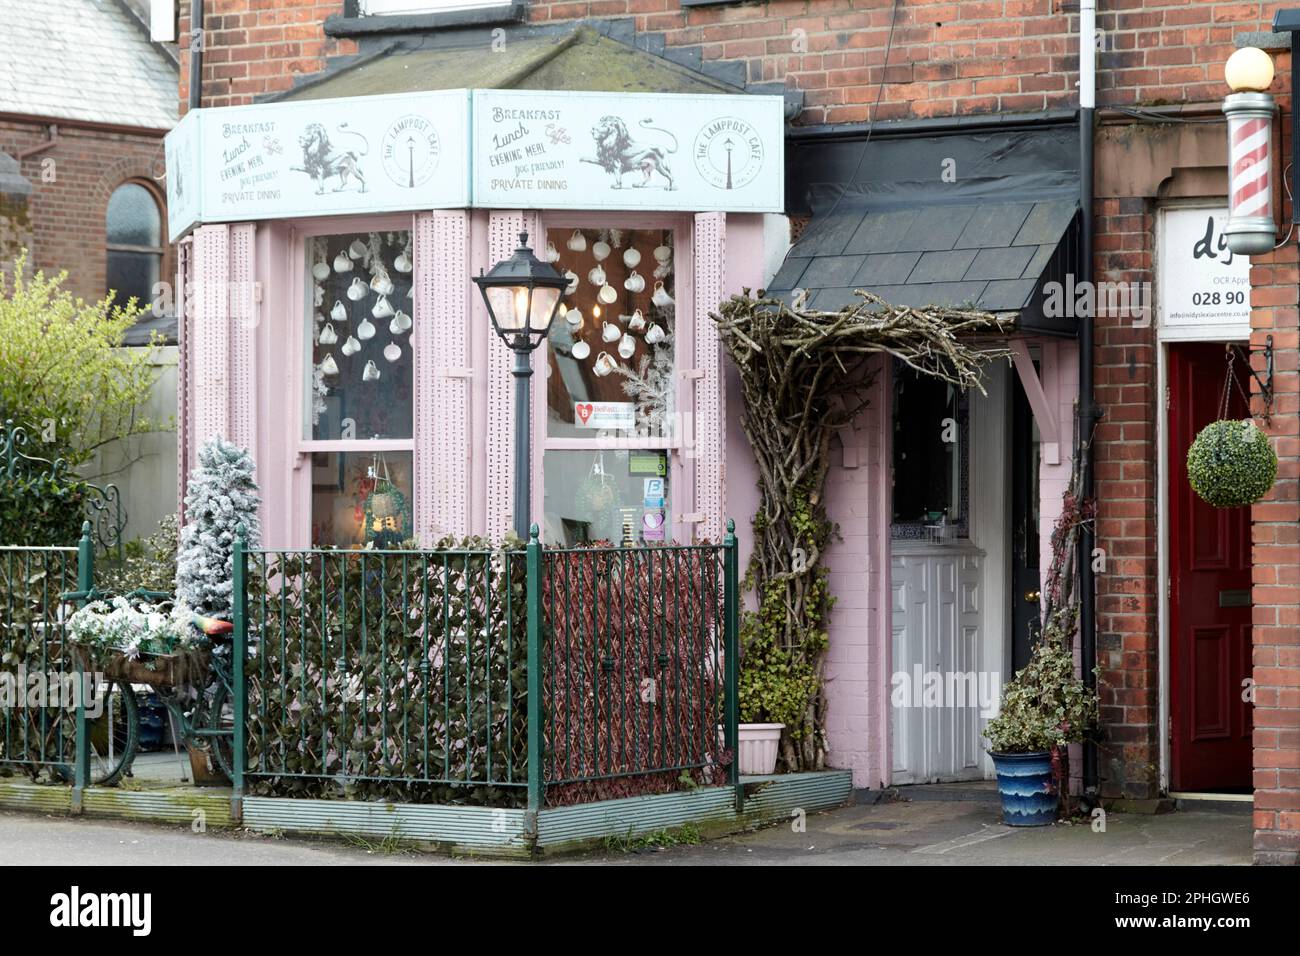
xmin=511 ymin=334 xmax=533 ymax=540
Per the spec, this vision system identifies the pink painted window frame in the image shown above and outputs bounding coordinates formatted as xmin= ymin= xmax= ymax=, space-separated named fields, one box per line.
xmin=286 ymin=212 xmax=420 ymax=543
xmin=533 ymin=211 xmax=695 ymax=544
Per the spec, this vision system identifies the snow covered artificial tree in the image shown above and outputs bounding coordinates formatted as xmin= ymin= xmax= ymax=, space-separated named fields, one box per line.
xmin=176 ymin=436 xmax=261 ymax=619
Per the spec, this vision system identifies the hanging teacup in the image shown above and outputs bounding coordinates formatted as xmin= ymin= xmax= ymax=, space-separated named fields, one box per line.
xmin=394 ymin=251 xmax=413 ymax=273
xmin=653 ymin=244 xmax=672 ymax=264
xmin=592 ymin=238 xmax=611 ymax=262
xmin=320 ymin=353 xmax=339 ymax=377
xmin=383 ymin=341 xmax=402 ymax=363
xmin=651 ymin=281 xmax=674 ymax=308
xmin=342 ymin=335 xmax=361 ymax=357
xmin=390 ymin=310 xmax=412 ymax=334
xmin=618 ymin=332 xmax=636 ymax=360
xmin=362 ymin=360 xmax=381 ymax=382
xmin=645 ymin=322 xmax=666 ymax=345
xmin=566 ymin=307 xmax=583 ymax=328
xmin=319 ymin=322 xmax=338 ymax=346
xmin=370 ymin=273 xmax=394 ymax=296
xmin=627 ymin=309 xmax=646 ymax=332
xmin=544 ymin=241 xmax=560 ymax=263
xmin=564 ymin=270 xmax=579 ymax=294
xmin=566 ymin=230 xmax=587 ymax=252
xmin=624 ymin=270 xmax=645 ymax=294
xmin=588 ymin=265 xmax=606 ymax=287
xmin=571 ymin=339 xmax=591 ymax=360
xmin=601 ymin=320 xmax=621 ymax=343
xmin=312 ymin=259 xmax=331 ymax=282
xmin=623 ymin=247 xmax=641 ymax=269
xmin=592 ymin=351 xmax=617 ymax=377
xmin=373 ymin=296 xmax=395 ymax=319
xmin=357 ymin=317 xmax=376 ymax=341
xmin=333 ymin=252 xmax=353 ymax=273
xmin=347 ymin=277 xmax=367 ymax=301
xmin=348 ymin=239 xmax=367 ymax=259
xmin=331 ymin=300 xmax=348 ymax=322
xmin=598 ymin=283 xmax=618 ymax=305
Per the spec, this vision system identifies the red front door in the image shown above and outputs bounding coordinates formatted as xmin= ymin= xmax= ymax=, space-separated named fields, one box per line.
xmin=1167 ymin=342 xmax=1253 ymax=792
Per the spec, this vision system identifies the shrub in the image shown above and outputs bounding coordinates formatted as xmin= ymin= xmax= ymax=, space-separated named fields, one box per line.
xmin=99 ymin=514 xmax=179 ymax=595
xmin=0 ymin=469 xmax=89 ymax=546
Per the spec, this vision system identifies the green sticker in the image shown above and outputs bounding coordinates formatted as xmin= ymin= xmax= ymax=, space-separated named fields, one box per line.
xmin=629 ymin=452 xmax=667 ymax=476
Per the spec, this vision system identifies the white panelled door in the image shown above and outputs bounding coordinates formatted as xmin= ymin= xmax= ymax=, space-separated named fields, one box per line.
xmin=890 ymin=545 xmax=984 ymax=784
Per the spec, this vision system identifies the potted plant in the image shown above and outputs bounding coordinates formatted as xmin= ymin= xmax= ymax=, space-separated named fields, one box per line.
xmin=734 ymin=627 xmax=817 ymax=775
xmin=984 ymin=605 xmax=1098 ymax=826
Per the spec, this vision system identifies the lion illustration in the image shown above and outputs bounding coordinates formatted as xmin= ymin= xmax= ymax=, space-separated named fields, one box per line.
xmin=292 ymin=122 xmax=368 ymax=194
xmin=581 ymin=116 xmax=677 ymax=190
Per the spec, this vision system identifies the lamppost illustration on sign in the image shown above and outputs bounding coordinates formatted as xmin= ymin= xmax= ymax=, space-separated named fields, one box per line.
xmin=382 ymin=114 xmax=440 ymax=189
xmin=694 ymin=116 xmax=764 ymax=191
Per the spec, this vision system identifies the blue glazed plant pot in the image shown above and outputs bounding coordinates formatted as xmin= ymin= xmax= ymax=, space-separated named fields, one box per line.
xmin=989 ymin=751 xmax=1058 ymax=826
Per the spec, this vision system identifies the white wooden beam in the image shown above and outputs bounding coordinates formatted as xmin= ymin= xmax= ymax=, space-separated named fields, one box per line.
xmin=1008 ymin=339 xmax=1061 ymax=465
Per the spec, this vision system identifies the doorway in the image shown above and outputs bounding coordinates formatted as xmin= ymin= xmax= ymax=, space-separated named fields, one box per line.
xmin=1010 ymin=374 xmax=1041 ymax=675
xmin=1166 ymin=342 xmax=1253 ymax=792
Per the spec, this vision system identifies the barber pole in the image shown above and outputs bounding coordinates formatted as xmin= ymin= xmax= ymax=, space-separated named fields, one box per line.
xmin=1222 ymin=91 xmax=1277 ymax=255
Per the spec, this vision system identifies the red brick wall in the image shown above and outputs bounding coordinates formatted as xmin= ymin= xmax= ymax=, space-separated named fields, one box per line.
xmin=179 ymin=2 xmax=1272 ymax=121
xmin=0 ymin=119 xmax=170 ymax=305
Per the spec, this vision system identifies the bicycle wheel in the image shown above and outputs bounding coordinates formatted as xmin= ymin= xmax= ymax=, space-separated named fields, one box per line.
xmin=51 ymin=679 xmax=139 ymax=787
xmin=206 ymin=679 xmax=252 ymax=781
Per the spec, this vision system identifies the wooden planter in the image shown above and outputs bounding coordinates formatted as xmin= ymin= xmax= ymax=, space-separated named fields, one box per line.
xmin=73 ymin=646 xmax=208 ymax=690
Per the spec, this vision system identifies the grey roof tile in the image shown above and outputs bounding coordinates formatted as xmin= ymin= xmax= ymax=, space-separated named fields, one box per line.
xmin=845 ymin=208 xmax=918 ymax=254
xmin=1013 ymin=200 xmax=1078 ymax=245
xmin=799 ymin=255 xmax=868 ymax=288
xmin=909 ymin=249 xmax=979 ymax=284
xmin=979 ymin=279 xmax=1040 ymax=311
xmin=953 ymin=203 xmax=1035 ymax=249
xmin=852 ymin=251 xmax=922 ymax=287
xmin=965 ymin=246 xmax=1037 ymax=281
xmin=767 ymin=255 xmax=811 ymax=292
xmin=893 ymin=204 xmax=977 ymax=253
xmin=788 ymin=210 xmax=862 ymax=257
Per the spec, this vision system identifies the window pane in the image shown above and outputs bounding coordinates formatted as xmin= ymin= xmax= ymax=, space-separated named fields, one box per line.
xmin=306 ymin=231 xmax=414 ymax=441
xmin=544 ymin=227 xmax=675 ymax=439
xmin=542 ymin=448 xmax=670 ymax=547
xmin=311 ymin=451 xmax=414 ymax=549
xmin=107 ymin=249 xmax=159 ymax=310
xmin=891 ymin=367 xmax=966 ymax=528
xmin=106 ymin=183 xmax=161 ymax=247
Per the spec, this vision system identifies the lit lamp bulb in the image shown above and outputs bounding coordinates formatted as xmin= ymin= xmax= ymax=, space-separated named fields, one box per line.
xmin=1225 ymin=46 xmax=1274 ymax=93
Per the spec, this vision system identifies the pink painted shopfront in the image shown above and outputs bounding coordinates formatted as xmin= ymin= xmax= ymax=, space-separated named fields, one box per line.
xmin=164 ymin=87 xmax=782 ymax=556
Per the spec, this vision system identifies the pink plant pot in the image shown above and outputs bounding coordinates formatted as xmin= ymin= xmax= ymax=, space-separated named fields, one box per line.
xmin=737 ymin=723 xmax=784 ymax=775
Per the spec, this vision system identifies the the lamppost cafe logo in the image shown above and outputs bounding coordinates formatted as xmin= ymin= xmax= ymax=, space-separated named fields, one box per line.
xmin=693 ymin=116 xmax=764 ymax=190
xmin=382 ymin=114 xmax=441 ymax=189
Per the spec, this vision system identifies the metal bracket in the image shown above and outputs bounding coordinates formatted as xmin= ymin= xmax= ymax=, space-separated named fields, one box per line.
xmin=1244 ymin=335 xmax=1274 ymax=413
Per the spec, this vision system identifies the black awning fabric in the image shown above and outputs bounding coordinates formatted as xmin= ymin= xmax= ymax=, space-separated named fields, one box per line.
xmin=769 ymin=123 xmax=1082 ymax=337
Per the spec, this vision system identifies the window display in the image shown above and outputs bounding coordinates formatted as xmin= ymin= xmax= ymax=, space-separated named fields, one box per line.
xmin=311 ymin=451 xmax=414 ymax=549
xmin=305 ymin=231 xmax=414 ymax=441
xmin=543 ymin=448 xmax=670 ymax=547
xmin=544 ymin=227 xmax=675 ymax=440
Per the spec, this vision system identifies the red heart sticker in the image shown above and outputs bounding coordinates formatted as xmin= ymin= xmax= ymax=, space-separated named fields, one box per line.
xmin=576 ymin=403 xmax=594 ymax=425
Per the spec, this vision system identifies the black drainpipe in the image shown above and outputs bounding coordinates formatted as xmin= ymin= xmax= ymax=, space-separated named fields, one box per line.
xmin=188 ymin=0 xmax=204 ymax=111
xmin=1078 ymin=77 xmax=1099 ymax=797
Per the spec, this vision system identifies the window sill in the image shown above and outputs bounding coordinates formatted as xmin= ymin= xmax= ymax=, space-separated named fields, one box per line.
xmin=324 ymin=3 xmax=525 ymax=37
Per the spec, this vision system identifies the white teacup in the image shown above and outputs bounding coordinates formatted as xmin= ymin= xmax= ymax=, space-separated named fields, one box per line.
xmin=320 ymin=353 xmax=339 ymax=376
xmin=598 ymin=283 xmax=618 ymax=305
xmin=330 ymin=300 xmax=347 ymax=322
xmin=362 ymin=359 xmax=381 ymax=382
xmin=593 ymin=351 xmax=616 ymax=377
xmin=312 ymin=260 xmax=331 ymax=282
xmin=319 ymin=322 xmax=338 ymax=345
xmin=348 ymin=239 xmax=367 ymax=259
xmin=651 ymin=281 xmax=674 ymax=308
xmin=571 ymin=339 xmax=591 ymax=360
xmin=372 ymin=296 xmax=395 ymax=319
xmin=618 ymin=332 xmax=636 ymax=359
xmin=564 ymin=270 xmax=579 ymax=294
xmin=645 ymin=322 xmax=666 ymax=344
xmin=566 ymin=307 xmax=583 ymax=327
xmin=623 ymin=247 xmax=641 ymax=268
xmin=370 ymin=273 xmax=394 ymax=296
xmin=592 ymin=239 xmax=611 ymax=262
xmin=653 ymin=244 xmax=672 ymax=264
xmin=588 ymin=265 xmax=606 ymax=287
xmin=544 ymin=241 xmax=560 ymax=263
xmin=601 ymin=320 xmax=621 ymax=343
xmin=383 ymin=341 xmax=402 ymax=363
xmin=342 ymin=335 xmax=361 ymax=357
xmin=628 ymin=309 xmax=646 ymax=332
xmin=333 ymin=252 xmax=353 ymax=273
xmin=394 ymin=252 xmax=413 ymax=273
xmin=566 ymin=230 xmax=587 ymax=252
xmin=624 ymin=270 xmax=645 ymax=293
xmin=357 ymin=317 xmax=376 ymax=341
xmin=390 ymin=310 xmax=412 ymax=333
xmin=347 ymin=277 xmax=368 ymax=301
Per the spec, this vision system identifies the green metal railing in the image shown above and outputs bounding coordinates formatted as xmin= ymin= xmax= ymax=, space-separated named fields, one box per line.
xmin=229 ymin=521 xmax=741 ymax=811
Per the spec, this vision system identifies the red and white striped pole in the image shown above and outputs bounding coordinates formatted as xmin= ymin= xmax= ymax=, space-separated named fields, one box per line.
xmin=1222 ymin=48 xmax=1277 ymax=256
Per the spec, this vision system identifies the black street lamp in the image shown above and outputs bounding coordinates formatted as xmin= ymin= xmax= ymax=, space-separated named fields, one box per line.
xmin=473 ymin=232 xmax=568 ymax=539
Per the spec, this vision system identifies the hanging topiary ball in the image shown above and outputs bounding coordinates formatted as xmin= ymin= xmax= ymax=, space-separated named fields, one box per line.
xmin=1186 ymin=418 xmax=1277 ymax=508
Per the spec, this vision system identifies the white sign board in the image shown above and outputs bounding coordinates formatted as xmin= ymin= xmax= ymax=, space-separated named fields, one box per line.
xmin=1158 ymin=207 xmax=1252 ymax=340
xmin=472 ymin=89 xmax=784 ymax=212
xmin=165 ymin=90 xmax=471 ymax=241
